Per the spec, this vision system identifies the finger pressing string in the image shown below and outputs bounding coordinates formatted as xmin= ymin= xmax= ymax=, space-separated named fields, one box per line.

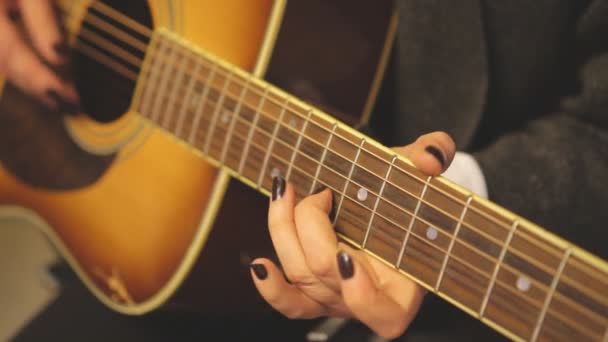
xmin=294 ymin=187 xmax=341 ymax=290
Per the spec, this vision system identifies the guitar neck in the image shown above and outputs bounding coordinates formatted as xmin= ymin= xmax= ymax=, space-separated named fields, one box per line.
xmin=132 ymin=29 xmax=608 ymax=342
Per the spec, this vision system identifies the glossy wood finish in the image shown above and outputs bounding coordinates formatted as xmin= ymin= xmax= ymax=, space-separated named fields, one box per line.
xmin=0 ymin=0 xmax=393 ymax=314
xmin=133 ymin=27 xmax=607 ymax=340
xmin=0 ymin=0 xmax=274 ymax=306
xmin=264 ymin=0 xmax=395 ymax=126
xmin=1 ymin=1 xmax=606 ymax=340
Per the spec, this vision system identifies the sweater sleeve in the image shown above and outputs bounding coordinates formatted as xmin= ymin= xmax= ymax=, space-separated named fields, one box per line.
xmin=473 ymin=46 xmax=608 ymax=259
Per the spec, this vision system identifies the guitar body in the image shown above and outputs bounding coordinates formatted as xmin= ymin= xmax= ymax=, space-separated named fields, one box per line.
xmin=0 ymin=0 xmax=396 ymax=314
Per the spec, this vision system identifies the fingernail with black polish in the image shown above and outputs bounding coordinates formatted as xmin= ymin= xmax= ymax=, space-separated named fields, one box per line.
xmin=250 ymin=263 xmax=268 ymax=280
xmin=312 ymin=185 xmax=327 ymax=195
xmin=337 ymin=251 xmax=354 ymax=279
xmin=425 ymin=145 xmax=445 ymax=167
xmin=272 ymin=176 xmax=286 ymax=201
xmin=327 ymin=190 xmax=338 ymax=223
xmin=54 ymin=42 xmax=70 ymax=57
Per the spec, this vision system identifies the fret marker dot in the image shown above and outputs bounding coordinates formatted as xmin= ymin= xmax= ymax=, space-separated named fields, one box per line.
xmin=357 ymin=188 xmax=368 ymax=201
xmin=221 ymin=109 xmax=231 ymax=124
xmin=288 ymin=118 xmax=297 ymax=128
xmin=516 ymin=276 xmax=531 ymax=292
xmin=426 ymin=227 xmax=438 ymax=240
xmin=271 ymin=168 xmax=282 ymax=179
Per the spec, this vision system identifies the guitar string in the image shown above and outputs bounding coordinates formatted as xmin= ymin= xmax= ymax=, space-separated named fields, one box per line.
xmin=66 ymin=5 xmax=532 ymax=270
xmin=153 ymin=86 xmax=601 ymax=336
xmin=69 ymin=5 xmax=562 ymax=266
xmin=64 ymin=0 xmax=585 ymax=270
xmin=67 ymin=11 xmax=608 ymax=326
xmin=61 ymin=43 xmax=601 ymax=338
xmin=64 ymin=3 xmax=608 ymax=340
xmin=63 ymin=2 xmax=608 ymax=316
xmin=58 ymin=2 xmax=608 ymax=336
xmin=113 ymin=40 xmax=608 ymax=312
xmin=113 ymin=36 xmax=608 ymax=332
xmin=66 ymin=0 xmax=602 ymax=280
xmin=147 ymin=72 xmax=606 ymax=332
xmin=142 ymin=53 xmax=567 ymax=286
xmin=58 ymin=0 xmax=608 ymax=316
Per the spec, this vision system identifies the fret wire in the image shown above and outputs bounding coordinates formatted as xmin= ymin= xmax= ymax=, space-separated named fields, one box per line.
xmin=162 ymin=46 xmax=191 ymax=128
xmin=532 ymin=309 xmax=603 ymax=341
xmin=109 ymin=28 xmax=524 ymax=252
xmin=149 ymin=37 xmax=179 ymax=123
xmin=531 ymin=248 xmax=572 ymax=342
xmin=69 ymin=12 xmax=604 ymax=338
xmin=309 ymin=123 xmax=337 ymax=194
xmin=141 ymin=37 xmax=605 ymax=307
xmin=203 ymin=72 xmax=233 ymax=155
xmin=505 ymin=229 xmax=602 ymax=299
xmin=362 ymin=154 xmax=397 ymax=249
xmin=149 ymin=65 xmax=601 ymax=311
xmin=149 ymin=52 xmax=534 ymax=259
xmin=435 ymin=195 xmax=473 ymax=290
xmin=220 ymin=76 xmax=250 ymax=165
xmin=223 ymin=122 xmax=475 ymax=283
xmin=204 ymin=93 xmax=508 ymax=286
xmin=227 ymin=130 xmax=466 ymax=283
xmin=198 ymin=96 xmax=607 ymax=330
xmin=67 ymin=7 xmax=608 ymax=334
xmin=138 ymin=37 xmax=164 ymax=116
xmin=84 ymin=26 xmax=573 ymax=275
xmin=548 ymin=284 xmax=608 ymax=329
xmin=158 ymin=58 xmax=468 ymax=251
xmin=479 ymin=219 xmax=519 ymax=318
xmin=395 ymin=176 xmax=432 ymax=268
xmin=257 ymin=97 xmax=290 ymax=188
xmin=188 ymin=63 xmax=218 ymax=144
xmin=160 ymin=54 xmax=522 ymax=247
xmin=141 ymin=42 xmax=573 ymax=276
xmin=175 ymin=51 xmax=202 ymax=137
xmin=332 ymin=138 xmax=366 ymax=226
xmin=158 ymin=77 xmax=596 ymax=310
xmin=286 ymin=110 xmax=313 ymax=181
xmin=198 ymin=86 xmax=468 ymax=263
xmin=238 ymin=86 xmax=269 ymax=175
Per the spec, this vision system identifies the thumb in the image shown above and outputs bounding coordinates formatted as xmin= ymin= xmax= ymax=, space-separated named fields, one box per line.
xmin=394 ymin=131 xmax=456 ymax=176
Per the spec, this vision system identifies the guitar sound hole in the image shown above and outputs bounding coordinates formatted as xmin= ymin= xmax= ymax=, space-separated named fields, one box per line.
xmin=74 ymin=0 xmax=153 ymax=123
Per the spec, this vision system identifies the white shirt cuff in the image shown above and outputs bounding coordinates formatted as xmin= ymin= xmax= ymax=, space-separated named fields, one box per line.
xmin=441 ymin=152 xmax=488 ymax=199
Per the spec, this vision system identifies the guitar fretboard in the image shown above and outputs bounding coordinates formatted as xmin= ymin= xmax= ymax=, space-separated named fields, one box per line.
xmin=132 ymin=29 xmax=608 ymax=342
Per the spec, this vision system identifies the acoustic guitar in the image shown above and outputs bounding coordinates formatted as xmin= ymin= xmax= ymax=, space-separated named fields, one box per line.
xmin=0 ymin=1 xmax=606 ymax=341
